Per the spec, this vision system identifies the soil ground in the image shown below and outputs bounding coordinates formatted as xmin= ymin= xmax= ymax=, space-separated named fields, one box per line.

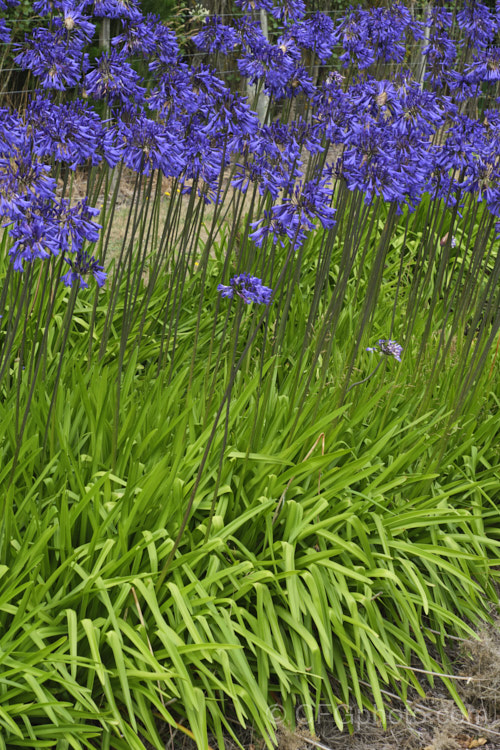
xmin=152 ymin=613 xmax=500 ymax=750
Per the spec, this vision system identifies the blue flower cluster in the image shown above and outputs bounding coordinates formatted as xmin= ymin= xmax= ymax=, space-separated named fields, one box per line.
xmin=367 ymin=339 xmax=403 ymax=362
xmin=218 ymin=274 xmax=272 ymax=305
xmin=0 ymin=0 xmax=499 ymax=289
xmin=61 ymin=250 xmax=106 ymax=290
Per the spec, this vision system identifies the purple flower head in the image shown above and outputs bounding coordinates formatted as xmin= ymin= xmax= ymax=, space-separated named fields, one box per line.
xmin=200 ymin=90 xmax=259 ymax=157
xmin=237 ymin=40 xmax=297 ymax=98
xmin=8 ymin=214 xmax=54 ymax=270
xmin=425 ymin=6 xmax=453 ymax=30
xmin=465 ymin=47 xmax=500 ymax=83
xmin=93 ymin=0 xmax=142 ymax=22
xmin=337 ymin=4 xmax=422 ymax=69
xmin=233 ymin=14 xmax=268 ymax=50
xmin=193 ymin=16 xmax=240 ymax=54
xmin=234 ymin=0 xmax=273 ymax=11
xmin=0 ymin=0 xmax=20 ymax=8
xmin=422 ymin=31 xmax=457 ymax=89
xmin=264 ymin=178 xmax=336 ymax=242
xmin=118 ymin=114 xmax=185 ymax=177
xmin=5 ymin=194 xmax=100 ymax=272
xmin=27 ymin=96 xmax=104 ymax=169
xmin=14 ymin=26 xmax=87 ymax=89
xmin=52 ymin=198 xmax=100 ymax=253
xmin=456 ymin=0 xmax=498 ymax=51
xmin=57 ymin=4 xmax=96 ymax=43
xmin=366 ymin=339 xmax=403 ymax=362
xmin=61 ymin=249 xmax=106 ymax=289
xmin=269 ymin=0 xmax=306 ymax=23
xmin=218 ymin=273 xmax=272 ymax=305
xmin=0 ymin=16 xmax=11 ymax=43
xmin=112 ymin=14 xmax=178 ymax=61
xmin=342 ymin=118 xmax=433 ymax=208
xmin=231 ymin=120 xmax=304 ymax=201
xmin=288 ymin=12 xmax=335 ymax=63
xmin=393 ymin=80 xmax=451 ymax=137
xmin=83 ymin=48 xmax=145 ymax=109
xmin=312 ymin=73 xmax=350 ymax=143
xmin=0 ymin=121 xmax=57 ymax=220
xmin=249 ymin=209 xmax=307 ymax=248
xmin=432 ymin=113 xmax=500 ymax=212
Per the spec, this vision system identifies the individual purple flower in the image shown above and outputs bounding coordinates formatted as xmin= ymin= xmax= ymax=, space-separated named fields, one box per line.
xmin=60 ymin=249 xmax=106 ymax=289
xmin=218 ymin=273 xmax=272 ymax=305
xmin=366 ymin=339 xmax=403 ymax=362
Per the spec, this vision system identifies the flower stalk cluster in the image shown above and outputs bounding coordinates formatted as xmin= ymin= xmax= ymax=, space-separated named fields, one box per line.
xmin=0 ymin=0 xmax=498 ymax=374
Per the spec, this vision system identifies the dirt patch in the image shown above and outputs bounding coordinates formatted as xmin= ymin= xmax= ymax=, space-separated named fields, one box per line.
xmin=152 ymin=615 xmax=500 ymax=750
xmin=57 ymin=166 xmax=256 ymax=266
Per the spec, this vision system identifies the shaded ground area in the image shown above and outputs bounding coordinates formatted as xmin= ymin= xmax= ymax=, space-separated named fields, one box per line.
xmin=155 ymin=614 xmax=500 ymax=750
